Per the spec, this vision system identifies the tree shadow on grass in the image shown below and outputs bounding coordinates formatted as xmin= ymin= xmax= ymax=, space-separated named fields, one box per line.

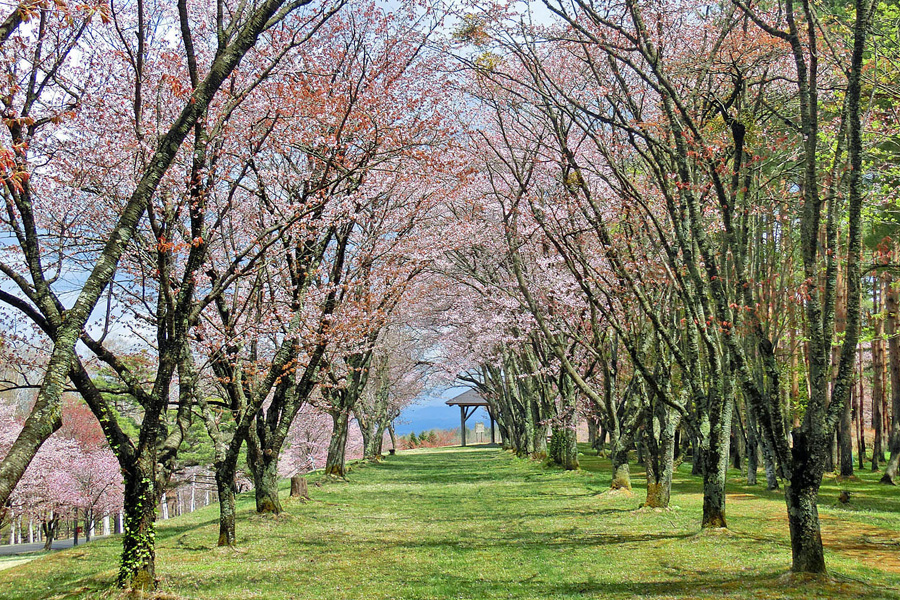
xmin=387 ymin=568 xmax=900 ymax=600
xmin=371 ymin=455 xmax=520 ymax=485
xmin=154 ymin=517 xmax=220 ymax=541
xmin=286 ymin=528 xmax=696 ymax=553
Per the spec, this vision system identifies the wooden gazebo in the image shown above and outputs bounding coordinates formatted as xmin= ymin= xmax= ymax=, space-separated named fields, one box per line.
xmin=446 ymin=389 xmax=495 ymax=446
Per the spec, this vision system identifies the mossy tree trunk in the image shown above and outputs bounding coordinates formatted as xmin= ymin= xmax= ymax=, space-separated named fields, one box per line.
xmin=882 ymin=274 xmax=900 ymax=484
xmin=246 ymin=413 xmax=284 ymax=514
xmin=251 ymin=453 xmax=282 ymax=514
xmin=785 ymin=431 xmax=826 ymax=573
xmin=839 ymin=391 xmax=854 ymax=477
xmin=872 ymin=288 xmax=886 ymax=468
xmin=359 ymin=415 xmax=378 ymax=461
xmin=690 ymin=434 xmax=703 ymax=476
xmin=118 ymin=458 xmax=158 ymax=590
xmin=373 ymin=422 xmax=387 ymax=456
xmin=215 ymin=466 xmax=237 ymax=546
xmin=700 ymin=390 xmax=733 ymax=529
xmin=644 ymin=402 xmax=680 ymax=508
xmin=325 ymin=410 xmax=350 ymax=477
xmin=388 ymin=423 xmax=398 ymax=453
xmin=558 ymin=370 xmax=580 ymax=470
xmin=606 ymin=378 xmax=645 ymax=493
xmin=746 ymin=407 xmax=759 ymax=485
xmin=521 ymin=394 xmax=536 ymax=458
xmin=290 ymin=475 xmax=309 ymax=499
xmin=610 ymin=447 xmax=632 ymax=491
xmin=761 ymin=435 xmax=780 ymax=491
xmin=531 ymin=395 xmax=551 ymax=460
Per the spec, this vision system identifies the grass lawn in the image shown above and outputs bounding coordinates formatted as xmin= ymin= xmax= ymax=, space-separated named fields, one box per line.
xmin=1 ymin=445 xmax=898 ymax=599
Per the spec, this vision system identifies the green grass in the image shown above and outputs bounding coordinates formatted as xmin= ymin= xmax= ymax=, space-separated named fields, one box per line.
xmin=1 ymin=445 xmax=898 ymax=599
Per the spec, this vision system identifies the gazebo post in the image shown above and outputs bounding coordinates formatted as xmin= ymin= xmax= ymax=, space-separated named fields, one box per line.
xmin=460 ymin=405 xmax=467 ymax=447
xmin=447 ymin=389 xmax=491 ymax=447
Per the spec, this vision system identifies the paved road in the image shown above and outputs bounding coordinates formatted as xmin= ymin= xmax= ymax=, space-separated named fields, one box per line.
xmin=0 ymin=536 xmax=110 ymax=556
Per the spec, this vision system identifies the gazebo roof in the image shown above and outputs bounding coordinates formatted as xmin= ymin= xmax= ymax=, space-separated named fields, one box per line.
xmin=446 ymin=389 xmax=489 ymax=407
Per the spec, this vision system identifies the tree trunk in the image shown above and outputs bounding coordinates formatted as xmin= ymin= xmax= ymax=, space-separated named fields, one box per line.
xmin=290 ymin=475 xmax=309 ymax=499
xmin=587 ymin=418 xmax=598 ymax=448
xmin=610 ymin=446 xmax=631 ymax=491
xmin=530 ymin=402 xmax=549 ymax=460
xmin=761 ymin=434 xmax=780 ymax=491
xmin=831 ymin=433 xmax=839 ymax=473
xmin=791 ymin=326 xmax=801 ymax=428
xmin=561 ymin=389 xmax=579 ymax=470
xmin=562 ymin=424 xmax=579 ymax=470
xmin=388 ymin=423 xmax=397 ymax=454
xmin=497 ymin=420 xmax=511 ymax=450
xmin=839 ymin=386 xmax=854 ymax=477
xmin=361 ymin=419 xmax=381 ymax=460
xmin=881 ymin=378 xmax=900 ymax=483
xmin=883 ymin=432 xmax=900 ymax=484
xmin=550 ymin=387 xmax=580 ymax=471
xmin=251 ymin=455 xmax=282 ymax=514
xmin=549 ymin=426 xmax=564 ymax=465
xmin=746 ymin=409 xmax=759 ymax=485
xmin=522 ymin=400 xmax=536 ymax=458
xmin=882 ymin=275 xmax=900 ymax=484
xmin=359 ymin=418 xmax=373 ymax=460
xmin=118 ymin=462 xmax=158 ymax=590
xmin=701 ymin=446 xmax=728 ymax=528
xmin=644 ymin=408 xmax=678 ymax=508
xmin=636 ymin=432 xmax=645 ymax=465
xmin=41 ymin=514 xmax=58 ymax=551
xmin=856 ymin=345 xmax=866 ymax=471
xmin=374 ymin=423 xmax=387 ymax=456
xmin=701 ymin=393 xmax=733 ymax=529
xmin=596 ymin=426 xmax=607 ymax=455
xmin=785 ymin=431 xmax=826 ymax=574
xmin=690 ymin=435 xmax=703 ymax=475
xmin=873 ymin=286 xmax=886 ymax=468
xmin=215 ymin=468 xmax=236 ymax=547
xmin=325 ymin=411 xmax=350 ymax=477
xmin=732 ymin=411 xmax=743 ymax=471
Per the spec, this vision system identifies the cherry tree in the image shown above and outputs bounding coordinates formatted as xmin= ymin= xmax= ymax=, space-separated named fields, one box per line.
xmin=353 ymin=324 xmax=429 ymax=460
xmin=0 ymin=0 xmax=344 ymax=589
xmin=190 ymin=1 xmax=457 ymax=545
xmin=3 ymin=397 xmax=123 ymax=550
xmin=281 ymin=404 xmax=333 ymax=476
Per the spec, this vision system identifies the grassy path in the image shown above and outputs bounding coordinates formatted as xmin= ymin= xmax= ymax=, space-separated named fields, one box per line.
xmin=1 ymin=446 xmax=898 ymax=599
